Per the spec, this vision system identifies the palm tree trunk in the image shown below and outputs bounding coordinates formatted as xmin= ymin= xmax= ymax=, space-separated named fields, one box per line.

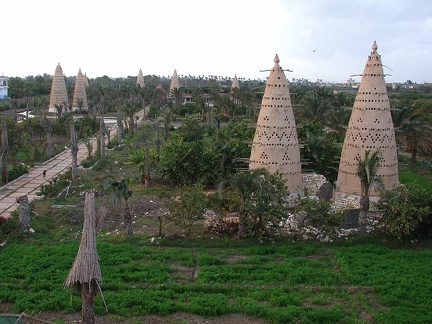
xmin=1 ymin=121 xmax=8 ymax=185
xmin=16 ymin=195 xmax=30 ymax=232
xmin=155 ymin=122 xmax=160 ymax=162
xmin=117 ymin=110 xmax=123 ymax=144
xmin=124 ymin=202 xmax=133 ymax=238
xmin=100 ymin=117 xmax=106 ymax=159
xmin=144 ymin=146 xmax=151 ymax=188
xmin=71 ymin=121 xmax=79 ymax=185
xmin=410 ymin=147 xmax=417 ymax=165
xmin=81 ymin=282 xmax=96 ymax=324
xmin=358 ymin=195 xmax=369 ymax=232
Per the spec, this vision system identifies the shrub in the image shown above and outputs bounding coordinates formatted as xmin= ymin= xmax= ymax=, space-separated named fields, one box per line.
xmin=0 ymin=212 xmax=20 ymax=239
xmin=8 ymin=164 xmax=29 ymax=182
xmin=37 ymin=172 xmax=71 ymax=198
xmin=165 ymin=184 xmax=208 ymax=236
xmin=375 ymin=183 xmax=432 ymax=240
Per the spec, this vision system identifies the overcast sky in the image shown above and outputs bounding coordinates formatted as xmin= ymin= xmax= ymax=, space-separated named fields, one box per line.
xmin=2 ymin=0 xmax=432 ymax=83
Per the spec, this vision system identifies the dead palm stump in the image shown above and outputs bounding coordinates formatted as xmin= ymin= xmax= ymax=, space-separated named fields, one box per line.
xmin=64 ymin=191 xmax=104 ymax=324
xmin=16 ymin=195 xmax=30 ymax=232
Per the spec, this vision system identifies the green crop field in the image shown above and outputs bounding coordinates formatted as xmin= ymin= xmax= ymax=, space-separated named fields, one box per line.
xmin=1 ymin=233 xmax=431 ymax=323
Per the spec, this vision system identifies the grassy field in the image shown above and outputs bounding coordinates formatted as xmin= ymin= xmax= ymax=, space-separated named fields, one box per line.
xmin=1 ymin=229 xmax=432 ymax=323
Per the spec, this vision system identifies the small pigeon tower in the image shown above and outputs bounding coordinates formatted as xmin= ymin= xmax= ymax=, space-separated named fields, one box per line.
xmin=249 ymin=55 xmax=303 ymax=193
xmin=84 ymin=72 xmax=89 ymax=87
xmin=72 ymin=68 xmax=88 ymax=111
xmin=337 ymin=41 xmax=398 ymax=196
xmin=231 ymin=74 xmax=240 ymax=91
xmin=170 ymin=69 xmax=180 ymax=93
xmin=48 ymin=63 xmax=69 ymax=113
xmin=230 ymin=74 xmax=240 ymax=105
xmin=137 ymin=68 xmax=145 ymax=87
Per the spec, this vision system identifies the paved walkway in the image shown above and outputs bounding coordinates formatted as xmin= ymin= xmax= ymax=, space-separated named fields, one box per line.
xmin=0 ymin=109 xmax=149 ymax=218
xmin=0 ymin=135 xmax=103 ymax=218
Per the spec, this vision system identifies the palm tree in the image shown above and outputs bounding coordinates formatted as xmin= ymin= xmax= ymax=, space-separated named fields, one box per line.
xmin=170 ymin=87 xmax=183 ymax=107
xmin=392 ymin=105 xmax=432 ymax=165
xmin=116 ymin=108 xmax=123 ymax=144
xmin=298 ymin=93 xmax=330 ymax=122
xmin=43 ymin=114 xmax=53 ymax=159
xmin=103 ymin=176 xmax=133 ymax=238
xmin=124 ymin=100 xmax=139 ymax=135
xmin=159 ymin=105 xmax=174 ymax=141
xmin=54 ymin=104 xmax=63 ymax=119
xmin=218 ymin=168 xmax=267 ymax=237
xmin=356 ymin=150 xmax=384 ymax=231
xmin=326 ymin=106 xmax=351 ymax=140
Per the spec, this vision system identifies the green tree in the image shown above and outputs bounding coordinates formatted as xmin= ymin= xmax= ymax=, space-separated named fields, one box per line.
xmin=391 ymin=105 xmax=432 ymax=164
xmin=165 ymin=184 xmax=208 ymax=236
xmin=158 ymin=117 xmax=219 ymax=185
xmin=357 ymin=150 xmax=384 ymax=231
xmin=375 ymin=184 xmax=431 ymax=240
xmin=219 ymin=169 xmax=288 ymax=237
xmin=103 ymin=176 xmax=133 ymax=238
xmin=297 ymin=121 xmax=341 ymax=182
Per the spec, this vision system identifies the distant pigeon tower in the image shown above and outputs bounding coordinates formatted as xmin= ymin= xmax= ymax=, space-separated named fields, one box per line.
xmin=137 ymin=68 xmax=145 ymax=87
xmin=249 ymin=55 xmax=303 ymax=193
xmin=337 ymin=41 xmax=398 ymax=196
xmin=230 ymin=74 xmax=240 ymax=105
xmin=48 ymin=63 xmax=69 ymax=113
xmin=231 ymin=74 xmax=240 ymax=91
xmin=84 ymin=72 xmax=89 ymax=87
xmin=71 ymin=68 xmax=88 ymax=112
xmin=170 ymin=69 xmax=180 ymax=93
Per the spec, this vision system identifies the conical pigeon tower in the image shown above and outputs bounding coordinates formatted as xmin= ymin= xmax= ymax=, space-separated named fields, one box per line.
xmin=72 ymin=68 xmax=88 ymax=112
xmin=137 ymin=68 xmax=145 ymax=87
xmin=249 ymin=55 xmax=303 ymax=193
xmin=169 ymin=69 xmax=180 ymax=93
xmin=230 ymin=74 xmax=240 ymax=105
xmin=84 ymin=73 xmax=89 ymax=87
xmin=231 ymin=74 xmax=240 ymax=91
xmin=337 ymin=41 xmax=398 ymax=196
xmin=48 ymin=63 xmax=68 ymax=113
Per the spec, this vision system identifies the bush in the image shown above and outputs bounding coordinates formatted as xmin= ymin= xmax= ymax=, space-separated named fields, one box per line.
xmin=293 ymin=196 xmax=344 ymax=236
xmin=0 ymin=212 xmax=20 ymax=239
xmin=165 ymin=184 xmax=208 ymax=236
xmin=8 ymin=164 xmax=29 ymax=182
xmin=37 ymin=172 xmax=71 ymax=198
xmin=81 ymin=154 xmax=100 ymax=168
xmin=375 ymin=183 xmax=432 ymax=240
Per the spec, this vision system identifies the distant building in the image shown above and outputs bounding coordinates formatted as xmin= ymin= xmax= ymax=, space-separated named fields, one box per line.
xmin=0 ymin=75 xmax=8 ymax=99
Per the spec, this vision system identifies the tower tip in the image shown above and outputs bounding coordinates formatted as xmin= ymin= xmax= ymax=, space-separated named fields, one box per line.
xmin=372 ymin=41 xmax=378 ymax=52
xmin=274 ymin=54 xmax=280 ymax=64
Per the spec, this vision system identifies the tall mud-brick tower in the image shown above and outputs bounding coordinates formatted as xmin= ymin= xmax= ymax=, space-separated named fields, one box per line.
xmin=249 ymin=54 xmax=303 ymax=193
xmin=137 ymin=68 xmax=145 ymax=87
xmin=72 ymin=68 xmax=88 ymax=111
xmin=48 ymin=63 xmax=69 ymax=113
xmin=337 ymin=41 xmax=398 ymax=196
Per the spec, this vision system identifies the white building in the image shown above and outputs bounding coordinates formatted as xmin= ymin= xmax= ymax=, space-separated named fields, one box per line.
xmin=0 ymin=75 xmax=8 ymax=99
